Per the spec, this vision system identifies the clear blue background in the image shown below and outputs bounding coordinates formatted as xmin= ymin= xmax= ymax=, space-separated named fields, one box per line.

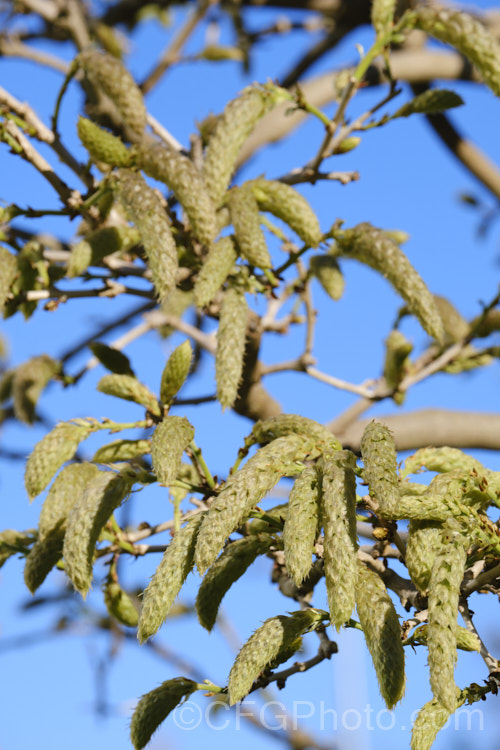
xmin=1 ymin=2 xmax=499 ymax=749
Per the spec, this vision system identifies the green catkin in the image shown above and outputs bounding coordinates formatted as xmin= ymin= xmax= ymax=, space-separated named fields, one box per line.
xmin=89 ymin=342 xmax=134 ymax=376
xmin=309 ymin=254 xmax=345 ymax=300
xmin=228 ymin=609 xmax=324 ymax=704
xmin=433 ymin=296 xmax=469 ymax=343
xmin=160 ymin=340 xmax=193 ymax=405
xmin=194 ymin=434 xmax=311 ymax=574
xmin=25 ymin=422 xmax=93 ymax=500
xmin=360 ymin=421 xmax=399 ymax=516
xmin=320 ymin=450 xmax=358 ymax=629
xmin=151 ymin=416 xmax=194 ymax=486
xmin=63 ymin=469 xmax=134 ymax=596
xmin=135 ymin=139 xmax=217 ymax=247
xmin=138 ymin=513 xmax=206 ymax=642
xmin=405 ymin=520 xmax=441 ymax=595
xmin=67 ymin=225 xmax=140 ymax=278
xmin=215 ymin=286 xmax=248 ymax=409
xmin=414 ymin=7 xmax=500 ymax=97
xmin=250 ymin=179 xmax=322 ymax=248
xmin=77 ymin=116 xmax=131 ymax=166
xmin=79 ymin=50 xmax=146 ymax=136
xmin=393 ymin=89 xmax=464 ymax=119
xmin=0 ymin=247 xmax=17 ymax=310
xmin=97 ymin=374 xmax=162 ymax=417
xmin=196 ymin=534 xmax=273 ymax=631
xmin=24 ymin=463 xmax=100 ymax=593
xmin=402 ymin=447 xmax=485 ymax=479
xmin=130 ymin=678 xmax=199 ymax=750
xmin=410 ymin=693 xmax=462 ymax=750
xmin=371 ymin=0 xmax=396 ymax=35
xmin=92 ymin=439 xmax=151 ymax=463
xmin=336 ymin=223 xmax=444 ymax=342
xmin=246 ymin=414 xmax=341 ymax=453
xmin=12 ymin=355 xmax=59 ymax=424
xmin=228 ymin=186 xmax=271 ymax=269
xmin=203 ymin=86 xmax=283 ymax=207
xmin=193 ymin=236 xmax=238 ymax=307
xmin=103 ymin=580 xmax=139 ymax=627
xmin=356 ymin=562 xmax=406 ymax=709
xmin=427 ymin=533 xmax=467 ymax=712
xmin=115 ymin=169 xmax=178 ymax=303
xmin=383 ymin=330 xmax=413 ymax=394
xmin=284 ymin=466 xmax=320 ymax=586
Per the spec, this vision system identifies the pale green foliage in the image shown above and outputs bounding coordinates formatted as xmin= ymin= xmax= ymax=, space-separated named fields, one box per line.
xmin=215 ymin=286 xmax=248 ymax=409
xmin=415 ymin=7 xmax=500 ymax=97
xmin=193 ymin=236 xmax=238 ymax=307
xmin=427 ymin=533 xmax=467 ymax=711
xmin=115 ymin=169 xmax=178 ymax=302
xmin=228 ymin=609 xmax=325 ymax=704
xmin=283 ymin=466 xmax=320 ymax=586
xmin=136 ymin=138 xmax=217 ymax=246
xmin=320 ymin=450 xmax=358 ymax=629
xmin=160 ymin=340 xmax=193 ymax=405
xmin=138 ymin=513 xmax=205 ymax=642
xmin=433 ymin=295 xmax=469 ymax=343
xmin=356 ymin=562 xmax=405 ymax=709
xmin=63 ymin=468 xmax=134 ymax=596
xmin=309 ymin=254 xmax=345 ymax=300
xmin=393 ymin=89 xmax=464 ymax=119
xmin=151 ymin=416 xmax=194 ymax=486
xmin=25 ymin=422 xmax=93 ymax=500
xmin=0 ymin=246 xmax=17 ymax=310
xmin=194 ymin=434 xmax=311 ymax=573
xmin=383 ymin=330 xmax=413 ymax=396
xmin=92 ymin=439 xmax=151 ymax=463
xmin=405 ymin=623 xmax=480 ymax=653
xmin=336 ymin=223 xmax=444 ymax=342
xmin=97 ymin=374 xmax=161 ymax=416
xmin=130 ymin=678 xmax=199 ymax=750
xmin=196 ymin=534 xmax=273 ymax=630
xmin=104 ymin=580 xmax=139 ymax=627
xmin=12 ymin=354 xmax=60 ymax=424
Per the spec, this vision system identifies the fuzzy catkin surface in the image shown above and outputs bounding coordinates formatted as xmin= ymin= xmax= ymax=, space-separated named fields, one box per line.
xmin=356 ymin=562 xmax=405 ymax=709
xmin=130 ymin=678 xmax=198 ymax=750
xmin=229 ymin=185 xmax=271 ymax=269
xmin=320 ymin=449 xmax=358 ymax=629
xmin=360 ymin=420 xmax=400 ymax=515
xmin=427 ymin=534 xmax=467 ymax=711
xmin=215 ymin=286 xmax=248 ymax=409
xmin=151 ymin=416 xmax=194 ymax=486
xmin=115 ymin=169 xmax=178 ymax=303
xmin=284 ymin=465 xmax=320 ymax=586
xmin=250 ymin=178 xmax=322 ymax=247
xmin=194 ymin=434 xmax=310 ymax=573
xmin=193 ymin=236 xmax=237 ymax=308
xmin=138 ymin=513 xmax=205 ymax=642
xmin=337 ymin=223 xmax=444 ymax=342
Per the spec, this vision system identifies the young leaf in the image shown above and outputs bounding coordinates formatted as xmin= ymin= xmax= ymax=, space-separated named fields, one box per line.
xmin=12 ymin=354 xmax=60 ymax=424
xmin=309 ymin=254 xmax=345 ymax=301
xmin=215 ymin=286 xmax=248 ymax=409
xmin=160 ymin=340 xmax=193 ymax=406
xmin=283 ymin=466 xmax=320 ymax=586
xmin=195 ymin=434 xmax=311 ymax=574
xmin=356 ymin=561 xmax=405 ymax=709
xmin=196 ymin=534 xmax=273 ymax=631
xmin=92 ymin=439 xmax=151 ymax=464
xmin=151 ymin=416 xmax=194 ymax=486
xmin=25 ymin=422 xmax=94 ymax=501
xmin=130 ymin=678 xmax=199 ymax=750
xmin=319 ymin=450 xmax=358 ymax=629
xmin=89 ymin=342 xmax=135 ymax=376
xmin=67 ymin=225 xmax=140 ymax=278
xmin=0 ymin=246 xmax=17 ymax=310
xmin=62 ymin=469 xmax=134 ymax=596
xmin=97 ymin=374 xmax=161 ymax=417
xmin=392 ymin=89 xmax=464 ymax=119
xmin=336 ymin=223 xmax=444 ymax=342
xmin=103 ymin=580 xmax=139 ymax=627
xmin=228 ymin=609 xmax=325 ymax=704
xmin=138 ymin=513 xmax=206 ymax=642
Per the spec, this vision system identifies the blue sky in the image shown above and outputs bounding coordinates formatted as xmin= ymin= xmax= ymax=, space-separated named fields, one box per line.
xmin=1 ymin=2 xmax=500 ymax=750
